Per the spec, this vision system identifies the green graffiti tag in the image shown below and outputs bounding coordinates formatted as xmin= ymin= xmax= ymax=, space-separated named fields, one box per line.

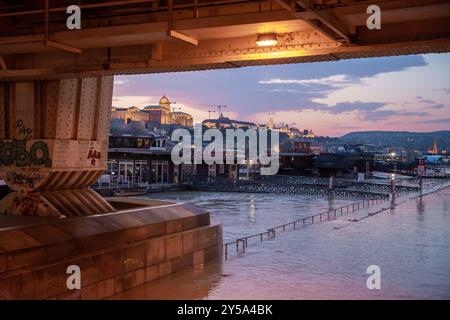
xmin=0 ymin=140 xmax=52 ymax=167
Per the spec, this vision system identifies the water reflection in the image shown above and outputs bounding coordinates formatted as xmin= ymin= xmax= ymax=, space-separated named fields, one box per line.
xmin=248 ymin=194 xmax=256 ymax=223
xmin=417 ymin=196 xmax=425 ymax=215
xmin=111 ymin=262 xmax=224 ymax=300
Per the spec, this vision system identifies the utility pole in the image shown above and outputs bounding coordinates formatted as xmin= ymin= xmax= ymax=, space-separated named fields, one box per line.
xmin=208 ymin=110 xmax=216 ymax=119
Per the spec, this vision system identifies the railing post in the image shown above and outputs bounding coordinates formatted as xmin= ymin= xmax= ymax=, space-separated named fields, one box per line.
xmin=225 ymin=244 xmax=228 ymax=260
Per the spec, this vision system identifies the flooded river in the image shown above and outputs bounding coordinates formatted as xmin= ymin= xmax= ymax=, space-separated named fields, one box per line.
xmin=111 ymin=187 xmax=450 ymax=299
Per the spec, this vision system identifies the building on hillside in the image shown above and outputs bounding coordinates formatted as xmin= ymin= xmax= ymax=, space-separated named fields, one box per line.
xmin=143 ymin=95 xmax=172 ymax=125
xmin=172 ymin=111 xmax=194 ymax=127
xmin=111 ymin=106 xmax=148 ymax=123
xmin=302 ymin=129 xmax=316 ymax=138
xmin=264 ymin=114 xmax=301 ymax=138
xmin=202 ymin=113 xmax=257 ymax=129
xmin=111 ymin=95 xmax=192 ymax=127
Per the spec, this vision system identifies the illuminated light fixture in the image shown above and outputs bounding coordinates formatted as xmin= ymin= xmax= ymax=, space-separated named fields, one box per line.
xmin=256 ymin=33 xmax=278 ymax=47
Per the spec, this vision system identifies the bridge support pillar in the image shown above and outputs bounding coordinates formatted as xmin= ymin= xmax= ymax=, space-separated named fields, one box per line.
xmin=0 ymin=76 xmax=115 ymax=218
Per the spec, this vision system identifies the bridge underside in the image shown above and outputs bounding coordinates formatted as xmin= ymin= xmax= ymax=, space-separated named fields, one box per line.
xmin=0 ymin=0 xmax=450 ymax=217
xmin=0 ymin=0 xmax=450 ymax=81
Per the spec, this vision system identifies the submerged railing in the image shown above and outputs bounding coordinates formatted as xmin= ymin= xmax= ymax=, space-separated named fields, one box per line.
xmin=223 ymin=197 xmax=390 ymax=260
xmin=223 ymin=180 xmax=450 ymax=260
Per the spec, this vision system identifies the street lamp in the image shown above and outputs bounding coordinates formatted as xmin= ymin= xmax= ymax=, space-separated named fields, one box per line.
xmin=256 ymin=33 xmax=278 ymax=47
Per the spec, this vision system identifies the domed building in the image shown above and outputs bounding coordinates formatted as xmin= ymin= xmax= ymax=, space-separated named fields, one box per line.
xmin=144 ymin=95 xmax=172 ymax=125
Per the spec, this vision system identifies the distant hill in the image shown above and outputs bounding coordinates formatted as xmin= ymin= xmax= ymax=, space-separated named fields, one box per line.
xmin=339 ymin=131 xmax=450 ymax=151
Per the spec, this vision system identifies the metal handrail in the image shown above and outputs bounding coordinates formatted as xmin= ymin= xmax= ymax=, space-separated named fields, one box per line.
xmin=223 ymin=196 xmax=393 ymax=260
xmin=223 ymin=181 xmax=450 ymax=260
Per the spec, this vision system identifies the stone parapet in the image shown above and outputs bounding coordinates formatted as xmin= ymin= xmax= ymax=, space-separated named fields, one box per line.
xmin=0 ymin=198 xmax=222 ymax=299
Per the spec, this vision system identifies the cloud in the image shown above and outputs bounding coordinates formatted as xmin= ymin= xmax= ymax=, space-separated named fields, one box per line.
xmin=293 ymin=101 xmax=431 ymax=122
xmin=427 ymin=104 xmax=446 ymax=109
xmin=415 ymin=96 xmax=435 ymax=104
xmin=326 ymin=101 xmax=384 ymax=114
xmin=267 ymin=88 xmax=299 ymax=93
xmin=334 ymin=125 xmax=363 ymax=130
xmin=433 ymin=87 xmax=450 ymax=94
xmin=362 ymin=110 xmax=429 ymax=121
xmin=415 ymin=117 xmax=450 ymax=124
xmin=114 ymin=79 xmax=128 ymax=85
xmin=259 ymin=74 xmax=354 ymax=87
xmin=112 ymin=95 xmax=158 ymax=108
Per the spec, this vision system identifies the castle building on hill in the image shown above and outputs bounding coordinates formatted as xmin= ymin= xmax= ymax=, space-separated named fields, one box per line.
xmin=111 ymin=95 xmax=193 ymax=127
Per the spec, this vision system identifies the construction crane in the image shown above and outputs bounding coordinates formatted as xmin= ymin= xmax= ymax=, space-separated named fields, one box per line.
xmin=199 ymin=104 xmax=228 ymax=118
xmin=207 ymin=110 xmax=216 ymax=119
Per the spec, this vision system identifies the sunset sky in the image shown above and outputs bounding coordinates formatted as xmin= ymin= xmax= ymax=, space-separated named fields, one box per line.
xmin=112 ymin=53 xmax=450 ymax=137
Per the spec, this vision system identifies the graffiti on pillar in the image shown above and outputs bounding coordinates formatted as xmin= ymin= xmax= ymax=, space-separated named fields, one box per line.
xmin=0 ymin=140 xmax=52 ymax=167
xmin=15 ymin=119 xmax=33 ymax=140
xmin=3 ymin=170 xmax=48 ymax=191
xmin=87 ymin=148 xmax=101 ymax=166
xmin=0 ymin=192 xmax=64 ymax=218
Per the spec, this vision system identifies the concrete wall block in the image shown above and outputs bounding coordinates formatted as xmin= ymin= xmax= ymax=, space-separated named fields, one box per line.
xmin=81 ymin=278 xmax=114 ymax=300
xmin=158 ymin=261 xmax=172 ymax=278
xmin=165 ymin=234 xmax=182 ymax=260
xmin=99 ymin=249 xmax=124 ymax=280
xmin=130 ymin=268 xmax=146 ymax=288
xmin=204 ymin=243 xmax=222 ymax=262
xmin=0 ymin=253 xmax=6 ymax=273
xmin=172 ymin=252 xmax=193 ymax=273
xmin=71 ymin=255 xmax=100 ymax=287
xmin=146 ymin=222 xmax=166 ymax=238
xmin=145 ymin=265 xmax=158 ymax=282
xmin=2 ymin=272 xmax=36 ymax=299
xmin=197 ymin=213 xmax=211 ymax=227
xmin=0 ymin=83 xmax=5 ymax=139
xmin=7 ymin=247 xmax=44 ymax=271
xmin=146 ymin=237 xmax=165 ymax=266
xmin=182 ymin=216 xmax=198 ymax=230
xmin=35 ymin=264 xmax=68 ymax=299
xmin=182 ymin=229 xmax=199 ymax=254
xmin=193 ymin=250 xmax=205 ymax=267
xmin=166 ymin=219 xmax=182 ymax=234
xmin=114 ymin=274 xmax=130 ymax=294
xmin=123 ymin=243 xmax=146 ymax=272
xmin=198 ymin=225 xmax=219 ymax=250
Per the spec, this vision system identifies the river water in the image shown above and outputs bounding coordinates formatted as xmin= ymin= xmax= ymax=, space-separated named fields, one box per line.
xmin=111 ymin=186 xmax=450 ymax=300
